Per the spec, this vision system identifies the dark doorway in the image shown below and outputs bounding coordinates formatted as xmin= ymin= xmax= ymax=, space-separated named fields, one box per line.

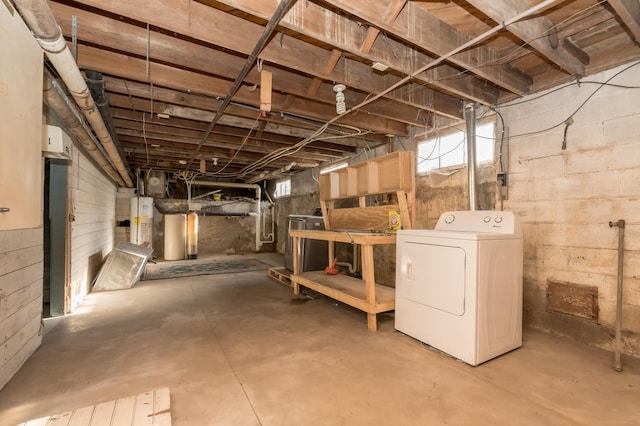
xmin=43 ymin=159 xmax=68 ymax=318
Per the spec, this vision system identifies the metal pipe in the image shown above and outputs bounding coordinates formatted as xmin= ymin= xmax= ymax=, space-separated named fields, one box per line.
xmin=14 ymin=0 xmax=134 ymax=188
xmin=465 ymin=103 xmax=478 ymax=211
xmin=609 ymin=219 xmax=625 ymax=372
xmin=84 ymin=70 xmax=132 ymax=177
xmin=43 ymin=72 xmax=127 ymax=187
xmin=192 ymin=181 xmax=264 ymax=252
xmin=336 ymin=243 xmax=358 ymax=274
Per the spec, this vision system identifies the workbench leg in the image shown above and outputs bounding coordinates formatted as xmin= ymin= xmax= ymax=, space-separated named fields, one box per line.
xmin=362 ymin=244 xmax=377 ymax=332
xmin=292 ymin=279 xmax=300 ymax=295
xmin=367 ymin=313 xmax=378 ymax=332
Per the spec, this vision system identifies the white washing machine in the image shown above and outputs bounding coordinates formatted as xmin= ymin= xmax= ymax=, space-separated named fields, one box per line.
xmin=395 ymin=210 xmax=523 ymax=366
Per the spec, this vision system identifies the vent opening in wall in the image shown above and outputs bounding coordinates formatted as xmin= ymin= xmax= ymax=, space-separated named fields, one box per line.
xmin=546 ymin=280 xmax=599 ymax=320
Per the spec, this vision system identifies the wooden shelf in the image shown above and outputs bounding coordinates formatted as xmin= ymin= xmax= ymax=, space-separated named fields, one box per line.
xmin=293 ymin=271 xmax=395 ymax=314
xmin=319 ymin=151 xmax=414 ymax=201
xmin=290 ymin=152 xmax=414 ymax=331
xmin=289 ymin=229 xmax=396 ymax=245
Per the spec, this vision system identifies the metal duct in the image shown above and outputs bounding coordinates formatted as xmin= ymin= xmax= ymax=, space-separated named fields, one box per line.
xmin=465 ymin=103 xmax=478 ymax=211
xmin=192 ymin=181 xmax=266 ymax=252
xmin=43 ymin=72 xmax=127 ymax=187
xmin=13 ymin=0 xmax=134 ymax=188
xmin=84 ymin=70 xmax=131 ymax=177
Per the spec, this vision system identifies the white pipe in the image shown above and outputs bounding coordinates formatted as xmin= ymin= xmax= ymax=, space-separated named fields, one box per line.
xmin=14 ymin=0 xmax=134 ymax=188
xmin=192 ymin=181 xmax=264 ymax=252
xmin=43 ymin=73 xmax=127 ymax=187
xmin=261 ymin=205 xmax=275 ymax=243
xmin=260 ymin=183 xmax=275 ymax=243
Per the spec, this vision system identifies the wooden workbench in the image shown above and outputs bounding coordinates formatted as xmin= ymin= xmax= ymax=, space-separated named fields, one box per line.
xmin=289 ymin=151 xmax=415 ymax=331
xmin=290 ymin=230 xmax=397 ymax=331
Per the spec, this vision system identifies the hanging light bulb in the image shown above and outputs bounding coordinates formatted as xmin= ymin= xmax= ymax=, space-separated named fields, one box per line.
xmin=333 ymin=84 xmax=346 ymax=114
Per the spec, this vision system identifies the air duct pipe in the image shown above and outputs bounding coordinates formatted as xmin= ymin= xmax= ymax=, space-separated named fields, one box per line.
xmin=465 ymin=103 xmax=478 ymax=211
xmin=192 ymin=181 xmax=268 ymax=252
xmin=609 ymin=219 xmax=626 ymax=372
xmin=43 ymin=72 xmax=127 ymax=187
xmin=14 ymin=0 xmax=134 ymax=188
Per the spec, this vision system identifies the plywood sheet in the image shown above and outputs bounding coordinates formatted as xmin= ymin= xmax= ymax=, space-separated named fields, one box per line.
xmin=17 ymin=388 xmax=172 ymax=426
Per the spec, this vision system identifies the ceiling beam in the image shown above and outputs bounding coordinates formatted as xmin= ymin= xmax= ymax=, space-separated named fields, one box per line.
xmin=110 ymin=107 xmax=354 ymax=154
xmin=108 ymin=91 xmax=373 ymax=149
xmin=74 ymin=43 xmax=408 ymax=136
xmin=208 ymin=0 xmax=513 ymax=103
xmin=302 ymin=0 xmax=532 ymax=95
xmin=307 ymin=49 xmax=342 ymax=97
xmin=113 ymin=119 xmax=343 ymax=161
xmin=66 ymin=0 xmax=462 ymax=120
xmin=465 ymin=0 xmax=586 ymax=77
xmin=359 ymin=0 xmax=407 ymax=54
xmin=608 ymin=0 xmax=640 ymax=44
xmin=52 ymin=1 xmax=438 ymax=126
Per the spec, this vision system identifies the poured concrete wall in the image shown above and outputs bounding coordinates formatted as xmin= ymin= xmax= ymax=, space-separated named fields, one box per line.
xmin=500 ymin=62 xmax=640 ymax=357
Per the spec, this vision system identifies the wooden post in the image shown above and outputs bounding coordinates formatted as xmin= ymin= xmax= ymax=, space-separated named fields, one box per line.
xmin=292 ymin=235 xmax=300 ymax=295
xmin=362 ymin=244 xmax=377 ymax=331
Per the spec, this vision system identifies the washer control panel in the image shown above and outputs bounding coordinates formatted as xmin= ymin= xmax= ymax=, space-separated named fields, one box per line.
xmin=435 ymin=210 xmax=519 ymax=234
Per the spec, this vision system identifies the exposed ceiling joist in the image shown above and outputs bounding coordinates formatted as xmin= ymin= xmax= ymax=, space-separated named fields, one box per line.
xmin=465 ymin=0 xmax=587 ymax=77
xmin=608 ymin=0 xmax=640 ymax=44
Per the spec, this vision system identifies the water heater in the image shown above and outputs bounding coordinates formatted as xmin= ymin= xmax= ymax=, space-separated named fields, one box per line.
xmin=130 ymin=197 xmax=154 ymax=248
xmin=164 ymin=214 xmax=186 ymax=261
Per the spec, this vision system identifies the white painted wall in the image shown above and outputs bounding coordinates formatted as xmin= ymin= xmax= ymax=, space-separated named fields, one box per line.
xmin=68 ymin=150 xmax=117 ymax=312
xmin=0 ymin=229 xmax=43 ymax=390
xmin=501 ymin=61 xmax=640 ymax=356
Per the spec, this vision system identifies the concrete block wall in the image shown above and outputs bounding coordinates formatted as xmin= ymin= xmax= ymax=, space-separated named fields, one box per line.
xmin=69 ymin=150 xmax=117 ymax=312
xmin=0 ymin=228 xmax=43 ymax=390
xmin=500 ymin=61 xmax=640 ymax=356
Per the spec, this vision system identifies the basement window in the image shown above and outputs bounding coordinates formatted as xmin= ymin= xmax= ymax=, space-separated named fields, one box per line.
xmin=417 ymin=120 xmax=495 ymax=173
xmin=274 ymin=178 xmax=291 ymax=198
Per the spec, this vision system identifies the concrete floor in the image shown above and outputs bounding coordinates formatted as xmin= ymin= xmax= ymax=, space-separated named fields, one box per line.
xmin=1 ymin=253 xmax=639 ymax=425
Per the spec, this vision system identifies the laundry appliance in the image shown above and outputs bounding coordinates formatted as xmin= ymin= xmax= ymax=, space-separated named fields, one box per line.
xmin=395 ymin=210 xmax=523 ymax=365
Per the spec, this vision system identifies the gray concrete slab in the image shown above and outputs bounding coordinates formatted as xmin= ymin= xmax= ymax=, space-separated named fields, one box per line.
xmin=1 ymin=261 xmax=639 ymax=425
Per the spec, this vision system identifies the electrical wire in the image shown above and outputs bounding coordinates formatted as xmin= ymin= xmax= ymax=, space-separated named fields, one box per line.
xmin=499 ymin=61 xmax=640 ymax=140
xmin=212 ymin=112 xmax=263 ymax=176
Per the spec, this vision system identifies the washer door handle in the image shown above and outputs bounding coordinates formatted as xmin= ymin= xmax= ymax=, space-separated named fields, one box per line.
xmin=406 ymin=259 xmax=412 ymax=280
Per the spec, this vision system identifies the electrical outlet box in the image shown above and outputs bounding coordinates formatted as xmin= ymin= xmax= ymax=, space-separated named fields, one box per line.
xmin=497 ymin=172 xmax=508 ymax=200
xmin=42 ymin=125 xmax=72 ymax=160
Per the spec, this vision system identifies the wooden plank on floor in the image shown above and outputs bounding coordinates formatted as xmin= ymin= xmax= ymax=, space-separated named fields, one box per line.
xmin=111 ymin=395 xmax=136 ymax=425
xmin=92 ymin=400 xmax=116 ymax=424
xmin=68 ymin=406 xmax=95 ymax=426
xmin=133 ymin=390 xmax=154 ymax=425
xmin=16 ymin=388 xmax=172 ymax=426
xmin=152 ymin=387 xmax=172 ymax=426
xmin=268 ymin=267 xmax=292 ymax=287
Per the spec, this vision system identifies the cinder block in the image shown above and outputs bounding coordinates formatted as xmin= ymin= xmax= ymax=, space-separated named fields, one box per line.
xmin=529 ymin=155 xmax=565 ymax=179
xmin=603 ymin=114 xmax=640 ymax=144
xmin=565 ymin=149 xmax=608 ymax=175
xmin=566 ymin=247 xmax=618 ymax=275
